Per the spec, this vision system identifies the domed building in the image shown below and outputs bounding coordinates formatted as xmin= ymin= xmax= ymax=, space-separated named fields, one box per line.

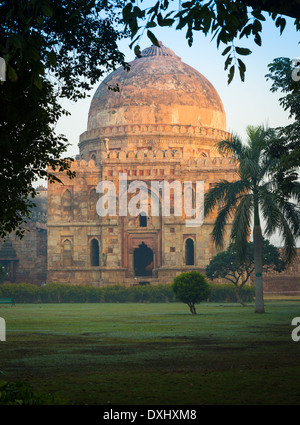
xmin=47 ymin=43 xmax=238 ymax=286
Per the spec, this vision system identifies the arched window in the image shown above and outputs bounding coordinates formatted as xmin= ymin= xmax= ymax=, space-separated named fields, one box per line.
xmin=139 ymin=212 xmax=147 ymax=227
xmin=62 ymin=239 xmax=72 ymax=267
xmin=90 ymin=239 xmax=100 ymax=266
xmin=62 ymin=189 xmax=72 ymax=213
xmin=185 ymin=238 xmax=194 ymax=266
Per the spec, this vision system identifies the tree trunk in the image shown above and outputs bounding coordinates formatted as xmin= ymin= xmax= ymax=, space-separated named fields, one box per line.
xmin=253 ymin=225 xmax=265 ymax=313
xmin=188 ymin=303 xmax=197 ymax=315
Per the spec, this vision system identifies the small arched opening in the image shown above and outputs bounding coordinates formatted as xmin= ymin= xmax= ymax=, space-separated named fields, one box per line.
xmin=185 ymin=238 xmax=195 ymax=266
xmin=62 ymin=189 xmax=72 ymax=213
xmin=90 ymin=239 xmax=100 ymax=267
xmin=62 ymin=239 xmax=72 ymax=267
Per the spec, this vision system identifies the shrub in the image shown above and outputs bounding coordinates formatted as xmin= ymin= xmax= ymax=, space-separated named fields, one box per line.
xmin=172 ymin=271 xmax=211 ymax=314
xmin=208 ymin=283 xmax=255 ymax=303
xmin=0 ymin=282 xmax=254 ymax=304
xmin=0 ymin=283 xmax=38 ymax=303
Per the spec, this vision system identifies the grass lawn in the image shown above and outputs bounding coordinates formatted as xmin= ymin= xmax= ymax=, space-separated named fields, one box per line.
xmin=0 ymin=300 xmax=300 ymax=405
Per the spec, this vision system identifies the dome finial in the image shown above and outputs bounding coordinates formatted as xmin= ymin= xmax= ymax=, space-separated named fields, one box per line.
xmin=137 ymin=43 xmax=180 ymax=59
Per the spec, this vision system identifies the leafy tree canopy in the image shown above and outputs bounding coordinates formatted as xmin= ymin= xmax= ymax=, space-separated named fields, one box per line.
xmin=0 ymin=0 xmax=129 ymax=238
xmin=265 ymin=57 xmax=300 ymax=195
xmin=122 ymin=0 xmax=300 ymax=83
xmin=205 ymin=240 xmax=286 ymax=305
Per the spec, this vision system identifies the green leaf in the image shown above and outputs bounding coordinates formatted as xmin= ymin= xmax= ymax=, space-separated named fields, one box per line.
xmin=235 ymin=47 xmax=252 ymax=56
xmin=251 ymin=9 xmax=266 ymax=21
xmin=239 ymin=24 xmax=253 ymax=39
xmin=9 ymin=34 xmax=23 ymax=49
xmin=222 ymin=46 xmax=231 ymax=56
xmin=146 ymin=21 xmax=157 ymax=28
xmin=160 ymin=18 xmax=174 ymax=26
xmin=275 ymin=17 xmax=286 ymax=34
xmin=7 ymin=65 xmax=18 ymax=81
xmin=34 ymin=76 xmax=42 ymax=90
xmin=157 ymin=12 xmax=163 ymax=26
xmin=224 ymin=54 xmax=232 ymax=70
xmin=26 ymin=46 xmax=40 ymax=61
xmin=36 ymin=16 xmax=44 ymax=26
xmin=147 ymin=30 xmax=159 ymax=47
xmin=238 ymin=58 xmax=246 ymax=72
xmin=254 ymin=33 xmax=262 ymax=46
xmin=134 ymin=45 xmax=142 ymax=58
xmin=253 ymin=19 xmax=262 ymax=33
xmin=228 ymin=65 xmax=235 ymax=84
xmin=123 ymin=2 xmax=132 ymax=20
xmin=227 ymin=14 xmax=239 ymax=28
xmin=41 ymin=2 xmax=53 ymax=17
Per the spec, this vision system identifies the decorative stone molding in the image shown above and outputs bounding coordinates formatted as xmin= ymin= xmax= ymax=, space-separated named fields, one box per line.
xmin=69 ymin=159 xmax=98 ymax=171
xmin=79 ymin=124 xmax=231 ymax=143
xmin=99 ymin=149 xmax=237 ymax=169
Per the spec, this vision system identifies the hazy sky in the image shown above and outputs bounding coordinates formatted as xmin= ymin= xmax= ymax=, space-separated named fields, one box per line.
xmin=50 ymin=14 xmax=299 ymax=247
xmin=54 ymin=15 xmax=299 ymax=158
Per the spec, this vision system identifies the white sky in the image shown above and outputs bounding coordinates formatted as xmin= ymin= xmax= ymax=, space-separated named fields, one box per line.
xmin=48 ymin=15 xmax=299 ymax=247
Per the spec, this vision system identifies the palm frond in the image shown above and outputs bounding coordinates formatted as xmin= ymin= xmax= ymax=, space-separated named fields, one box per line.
xmin=278 ymin=213 xmax=298 ymax=265
xmin=224 ymin=179 xmax=251 ymax=202
xmin=259 ymin=186 xmax=282 ymax=236
xmin=246 ymin=125 xmax=269 ymax=156
xmin=280 ymin=201 xmax=300 ymax=237
xmin=238 ymin=157 xmax=261 ymax=182
xmin=288 ymin=182 xmax=300 ymax=204
xmin=204 ymin=180 xmax=230 ymax=217
xmin=211 ymin=190 xmax=250 ymax=248
xmin=230 ymin=194 xmax=253 ymax=260
xmin=215 ymin=134 xmax=245 ymax=159
xmin=205 ymin=179 xmax=250 ymax=218
xmin=212 ymin=202 xmax=235 ymax=248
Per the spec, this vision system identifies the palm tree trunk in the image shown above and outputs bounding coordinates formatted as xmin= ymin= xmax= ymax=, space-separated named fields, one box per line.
xmin=253 ymin=225 xmax=265 ymax=313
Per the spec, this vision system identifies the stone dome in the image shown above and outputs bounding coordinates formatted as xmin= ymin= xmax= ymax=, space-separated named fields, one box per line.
xmin=87 ymin=43 xmax=226 ymax=132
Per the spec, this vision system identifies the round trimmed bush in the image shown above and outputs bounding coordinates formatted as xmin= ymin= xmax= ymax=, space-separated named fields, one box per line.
xmin=172 ymin=271 xmax=211 ymax=314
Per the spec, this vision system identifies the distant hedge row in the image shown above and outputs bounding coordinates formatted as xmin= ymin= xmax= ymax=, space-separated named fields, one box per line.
xmin=0 ymin=282 xmax=255 ymax=304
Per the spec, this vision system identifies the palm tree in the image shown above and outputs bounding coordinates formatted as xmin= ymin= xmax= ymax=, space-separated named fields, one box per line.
xmin=204 ymin=125 xmax=300 ymax=313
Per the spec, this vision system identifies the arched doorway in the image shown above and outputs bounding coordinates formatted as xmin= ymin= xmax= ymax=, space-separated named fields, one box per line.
xmin=134 ymin=242 xmax=153 ymax=276
xmin=185 ymin=238 xmax=194 ymax=266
